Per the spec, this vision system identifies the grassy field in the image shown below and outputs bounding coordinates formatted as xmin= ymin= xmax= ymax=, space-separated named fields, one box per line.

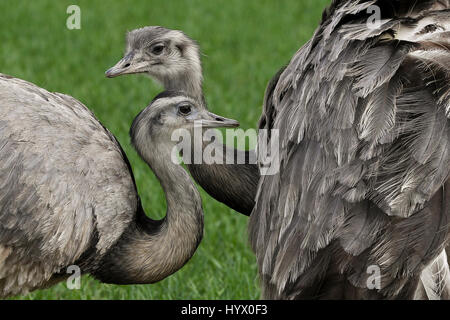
xmin=0 ymin=0 xmax=329 ymax=299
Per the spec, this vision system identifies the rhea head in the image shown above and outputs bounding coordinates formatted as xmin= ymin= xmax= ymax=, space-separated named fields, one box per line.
xmin=106 ymin=27 xmax=203 ymax=101
xmin=130 ymin=91 xmax=238 ymax=164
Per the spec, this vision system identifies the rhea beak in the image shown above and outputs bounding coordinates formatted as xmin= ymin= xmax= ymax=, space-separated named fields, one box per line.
xmin=195 ymin=111 xmax=240 ymax=129
xmin=105 ymin=52 xmax=142 ymax=78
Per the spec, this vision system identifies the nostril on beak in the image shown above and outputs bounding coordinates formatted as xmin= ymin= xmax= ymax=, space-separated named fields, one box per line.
xmin=123 ymin=63 xmax=130 ymax=68
xmin=215 ymin=117 xmax=224 ymax=122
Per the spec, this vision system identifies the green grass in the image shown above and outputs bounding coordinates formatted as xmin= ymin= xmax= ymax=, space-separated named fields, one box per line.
xmin=0 ymin=0 xmax=329 ymax=300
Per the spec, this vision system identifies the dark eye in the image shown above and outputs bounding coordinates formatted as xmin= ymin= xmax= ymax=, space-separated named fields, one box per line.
xmin=178 ymin=104 xmax=192 ymax=116
xmin=151 ymin=44 xmax=165 ymax=55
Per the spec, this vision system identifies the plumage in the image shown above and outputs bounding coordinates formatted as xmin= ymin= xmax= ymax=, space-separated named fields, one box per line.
xmin=348 ymin=41 xmax=415 ymax=98
xmin=250 ymin=0 xmax=450 ymax=299
xmin=357 ymin=76 xmax=402 ymax=144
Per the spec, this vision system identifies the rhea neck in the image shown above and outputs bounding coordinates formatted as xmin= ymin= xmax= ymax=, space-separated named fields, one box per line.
xmin=96 ymin=134 xmax=203 ymax=284
xmin=160 ymin=50 xmax=204 ymax=104
xmin=162 ymin=72 xmax=203 ymax=103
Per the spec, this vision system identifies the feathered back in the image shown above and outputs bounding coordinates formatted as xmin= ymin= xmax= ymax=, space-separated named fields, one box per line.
xmin=252 ymin=0 xmax=450 ymax=299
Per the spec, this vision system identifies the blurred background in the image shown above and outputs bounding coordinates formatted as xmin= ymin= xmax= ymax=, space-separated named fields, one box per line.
xmin=0 ymin=0 xmax=329 ymax=299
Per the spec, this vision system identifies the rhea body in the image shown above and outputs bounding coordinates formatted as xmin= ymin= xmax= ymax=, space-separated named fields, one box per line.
xmin=106 ymin=27 xmax=259 ymax=215
xmin=0 ymin=74 xmax=238 ymax=297
xmin=250 ymin=0 xmax=450 ymax=299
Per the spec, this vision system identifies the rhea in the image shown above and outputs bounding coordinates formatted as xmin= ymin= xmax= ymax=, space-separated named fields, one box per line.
xmin=106 ymin=26 xmax=259 ymax=215
xmin=0 ymin=74 xmax=238 ymax=298
xmin=249 ymin=0 xmax=450 ymax=299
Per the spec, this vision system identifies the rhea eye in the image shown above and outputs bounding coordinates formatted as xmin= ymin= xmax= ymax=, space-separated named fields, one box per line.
xmin=178 ymin=104 xmax=192 ymax=116
xmin=151 ymin=44 xmax=165 ymax=55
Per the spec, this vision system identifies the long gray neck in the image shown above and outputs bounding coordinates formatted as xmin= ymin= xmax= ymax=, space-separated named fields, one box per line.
xmin=96 ymin=140 xmax=203 ymax=284
xmin=161 ymin=47 xmax=205 ymax=105
xmin=186 ymin=139 xmax=259 ymax=216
